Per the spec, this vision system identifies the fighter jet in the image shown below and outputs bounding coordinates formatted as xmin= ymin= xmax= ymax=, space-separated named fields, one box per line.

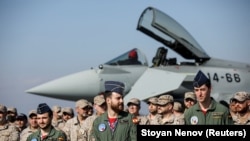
xmin=26 ymin=7 xmax=250 ymax=103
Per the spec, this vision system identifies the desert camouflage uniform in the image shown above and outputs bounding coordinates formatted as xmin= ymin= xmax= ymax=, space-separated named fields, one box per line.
xmin=174 ymin=114 xmax=185 ymax=125
xmin=63 ymin=117 xmax=87 ymax=141
xmin=0 ymin=122 xmax=19 ymax=141
xmin=20 ymin=126 xmax=38 ymax=141
xmin=52 ymin=119 xmax=63 ymax=129
xmin=146 ymin=114 xmax=161 ymax=125
xmin=133 ymin=115 xmax=149 ymax=125
xmin=81 ymin=114 xmax=98 ymax=141
xmin=159 ymin=114 xmax=181 ymax=125
xmin=232 ymin=113 xmax=250 ymax=125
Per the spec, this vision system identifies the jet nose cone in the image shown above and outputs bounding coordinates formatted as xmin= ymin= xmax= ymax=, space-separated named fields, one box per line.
xmin=26 ymin=70 xmax=102 ymax=101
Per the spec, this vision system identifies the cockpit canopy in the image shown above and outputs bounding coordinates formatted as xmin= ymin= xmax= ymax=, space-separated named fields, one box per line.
xmin=137 ymin=7 xmax=210 ymax=63
xmin=105 ymin=48 xmax=148 ymax=66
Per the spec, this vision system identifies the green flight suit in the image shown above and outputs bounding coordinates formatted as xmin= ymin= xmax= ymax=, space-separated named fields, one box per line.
xmin=26 ymin=126 xmax=67 ymax=141
xmin=92 ymin=111 xmax=137 ymax=141
xmin=184 ymin=98 xmax=233 ymax=125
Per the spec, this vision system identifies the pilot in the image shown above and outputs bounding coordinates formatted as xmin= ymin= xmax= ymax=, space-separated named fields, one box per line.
xmin=119 ymin=50 xmax=142 ymax=65
xmin=92 ymin=81 xmax=137 ymax=141
xmin=27 ymin=103 xmax=67 ymax=141
xmin=184 ymin=70 xmax=233 ymax=125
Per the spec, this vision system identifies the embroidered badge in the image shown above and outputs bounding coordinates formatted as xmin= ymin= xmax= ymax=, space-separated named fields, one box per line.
xmin=190 ymin=116 xmax=198 ymax=125
xmin=132 ymin=117 xmax=139 ymax=124
xmin=98 ymin=123 xmax=106 ymax=132
xmin=31 ymin=138 xmax=38 ymax=141
xmin=58 ymin=137 xmax=65 ymax=141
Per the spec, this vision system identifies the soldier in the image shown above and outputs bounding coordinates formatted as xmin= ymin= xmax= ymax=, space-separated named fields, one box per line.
xmin=157 ymin=94 xmax=184 ymax=125
xmin=7 ymin=107 xmax=17 ymax=126
xmin=57 ymin=107 xmax=74 ymax=130
xmin=51 ymin=105 xmax=63 ymax=128
xmin=184 ymin=70 xmax=233 ymax=125
xmin=92 ymin=81 xmax=137 ymax=141
xmin=146 ymin=97 xmax=161 ymax=125
xmin=127 ymin=98 xmax=149 ymax=125
xmin=173 ymin=101 xmax=185 ymax=125
xmin=0 ymin=104 xmax=19 ymax=141
xmin=82 ymin=94 xmax=107 ymax=141
xmin=15 ymin=113 xmax=28 ymax=132
xmin=62 ymin=99 xmax=90 ymax=141
xmin=230 ymin=91 xmax=250 ymax=125
xmin=27 ymin=103 xmax=67 ymax=141
xmin=20 ymin=110 xmax=39 ymax=141
xmin=87 ymin=102 xmax=94 ymax=116
xmin=183 ymin=91 xmax=196 ymax=112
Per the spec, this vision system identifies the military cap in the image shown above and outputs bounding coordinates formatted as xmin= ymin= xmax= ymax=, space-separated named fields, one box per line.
xmin=28 ymin=109 xmax=37 ymax=118
xmin=231 ymin=91 xmax=250 ymax=102
xmin=105 ymin=81 xmax=125 ymax=95
xmin=76 ymin=99 xmax=89 ymax=108
xmin=147 ymin=97 xmax=158 ymax=105
xmin=37 ymin=103 xmax=52 ymax=114
xmin=7 ymin=107 xmax=17 ymax=114
xmin=184 ymin=92 xmax=196 ymax=100
xmin=16 ymin=113 xmax=28 ymax=121
xmin=52 ymin=105 xmax=61 ymax=113
xmin=62 ymin=107 xmax=74 ymax=115
xmin=94 ymin=95 xmax=105 ymax=106
xmin=173 ymin=101 xmax=183 ymax=112
xmin=157 ymin=94 xmax=174 ymax=106
xmin=88 ymin=101 xmax=93 ymax=108
xmin=127 ymin=98 xmax=140 ymax=106
xmin=193 ymin=70 xmax=210 ymax=87
xmin=0 ymin=104 xmax=7 ymax=113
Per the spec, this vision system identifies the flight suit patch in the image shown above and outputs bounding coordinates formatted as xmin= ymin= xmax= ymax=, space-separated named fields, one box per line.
xmin=212 ymin=112 xmax=223 ymax=119
xmin=98 ymin=123 xmax=106 ymax=132
xmin=58 ymin=136 xmax=65 ymax=141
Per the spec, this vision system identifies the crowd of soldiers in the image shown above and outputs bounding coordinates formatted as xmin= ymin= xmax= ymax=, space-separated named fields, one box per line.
xmin=0 ymin=70 xmax=250 ymax=141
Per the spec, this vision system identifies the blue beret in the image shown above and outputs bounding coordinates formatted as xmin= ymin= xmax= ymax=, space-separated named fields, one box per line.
xmin=105 ymin=81 xmax=125 ymax=95
xmin=37 ymin=103 xmax=52 ymax=114
xmin=193 ymin=70 xmax=210 ymax=87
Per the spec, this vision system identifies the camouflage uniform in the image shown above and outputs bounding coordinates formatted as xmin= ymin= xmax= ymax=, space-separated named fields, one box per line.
xmin=0 ymin=104 xmax=19 ymax=141
xmin=230 ymin=91 xmax=250 ymax=125
xmin=20 ymin=109 xmax=39 ymax=141
xmin=146 ymin=114 xmax=161 ymax=125
xmin=82 ymin=114 xmax=98 ymax=141
xmin=63 ymin=116 xmax=88 ymax=141
xmin=26 ymin=126 xmax=66 ymax=141
xmin=159 ymin=114 xmax=181 ymax=125
xmin=0 ymin=123 xmax=19 ymax=141
xmin=20 ymin=126 xmax=38 ymax=141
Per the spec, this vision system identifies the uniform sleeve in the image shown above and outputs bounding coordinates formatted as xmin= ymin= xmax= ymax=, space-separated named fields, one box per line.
xmin=58 ymin=130 xmax=67 ymax=141
xmin=183 ymin=108 xmax=192 ymax=125
xmin=92 ymin=118 xmax=100 ymax=141
xmin=224 ymin=108 xmax=234 ymax=125
xmin=129 ymin=115 xmax=137 ymax=141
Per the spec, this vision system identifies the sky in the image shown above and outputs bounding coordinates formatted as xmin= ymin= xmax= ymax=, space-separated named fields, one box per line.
xmin=0 ymin=0 xmax=249 ymax=116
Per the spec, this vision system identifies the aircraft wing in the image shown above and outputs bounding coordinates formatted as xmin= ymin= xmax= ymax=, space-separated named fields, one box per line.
xmin=124 ymin=68 xmax=187 ymax=103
